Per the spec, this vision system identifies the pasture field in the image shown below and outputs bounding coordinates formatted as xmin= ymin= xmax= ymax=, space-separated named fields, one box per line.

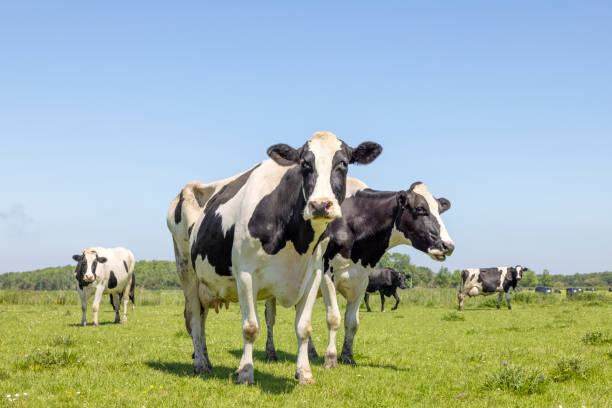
xmin=1 ymin=289 xmax=611 ymax=407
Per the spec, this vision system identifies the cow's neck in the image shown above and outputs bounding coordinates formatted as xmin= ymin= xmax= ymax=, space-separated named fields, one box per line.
xmin=346 ymin=190 xmax=401 ymax=267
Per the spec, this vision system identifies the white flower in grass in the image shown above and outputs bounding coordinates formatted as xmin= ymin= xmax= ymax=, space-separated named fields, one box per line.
xmin=14 ymin=394 xmax=19 ymax=397
xmin=23 ymin=393 xmax=28 ymax=396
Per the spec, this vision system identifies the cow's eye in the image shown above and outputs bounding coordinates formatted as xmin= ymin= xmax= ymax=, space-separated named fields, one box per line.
xmin=414 ymin=207 xmax=427 ymax=216
xmin=336 ymin=161 xmax=348 ymax=170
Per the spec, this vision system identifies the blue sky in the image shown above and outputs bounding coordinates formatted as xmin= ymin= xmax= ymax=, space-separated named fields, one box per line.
xmin=1 ymin=2 xmax=611 ymax=275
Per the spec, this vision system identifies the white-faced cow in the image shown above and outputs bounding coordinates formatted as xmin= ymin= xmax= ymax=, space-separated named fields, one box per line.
xmin=363 ymin=267 xmax=410 ymax=312
xmin=457 ymin=266 xmax=526 ymax=311
xmin=166 ymin=131 xmax=382 ymax=384
xmin=264 ymin=178 xmax=454 ymax=367
xmin=72 ymin=247 xmax=136 ymax=326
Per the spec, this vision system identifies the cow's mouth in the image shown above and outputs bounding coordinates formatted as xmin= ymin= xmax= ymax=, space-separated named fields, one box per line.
xmin=428 ymin=248 xmax=447 ymax=261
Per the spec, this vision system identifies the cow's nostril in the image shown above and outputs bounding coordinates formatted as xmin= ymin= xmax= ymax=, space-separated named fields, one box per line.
xmin=443 ymin=242 xmax=455 ymax=253
xmin=324 ymin=201 xmax=333 ymax=210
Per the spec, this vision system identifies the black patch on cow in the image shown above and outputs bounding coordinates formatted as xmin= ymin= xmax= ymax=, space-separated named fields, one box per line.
xmin=191 ymin=165 xmax=260 ymax=275
xmin=174 ymin=192 xmax=184 ymax=224
xmin=330 ymin=147 xmax=350 ymax=204
xmin=123 ymin=260 xmax=129 ymax=273
xmin=74 ymin=258 xmax=90 ymax=289
xmin=461 ymin=270 xmax=469 ymax=284
xmin=248 ymin=166 xmax=315 ymax=255
xmin=108 ymin=271 xmax=118 ymax=289
xmin=477 ymin=268 xmax=502 ymax=293
xmin=129 ymin=273 xmax=135 ymax=303
xmin=188 ymin=223 xmax=194 ymax=237
xmin=502 ymin=267 xmax=519 ymax=292
xmin=323 ymin=189 xmax=399 ymax=269
xmin=299 ymin=146 xmax=317 ymax=203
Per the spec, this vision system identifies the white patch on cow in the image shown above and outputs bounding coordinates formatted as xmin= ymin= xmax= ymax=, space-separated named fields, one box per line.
xmin=345 ymin=177 xmax=368 ymax=197
xmin=412 ymin=183 xmax=453 ymax=245
xmin=305 ymin=131 xmax=343 ymax=219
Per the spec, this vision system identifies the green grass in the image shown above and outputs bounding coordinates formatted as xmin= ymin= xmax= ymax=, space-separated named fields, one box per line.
xmin=1 ymin=289 xmax=611 ymax=407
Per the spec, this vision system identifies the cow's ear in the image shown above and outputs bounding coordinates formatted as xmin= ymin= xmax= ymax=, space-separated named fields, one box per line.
xmin=267 ymin=144 xmax=300 ymax=166
xmin=72 ymin=254 xmax=82 ymax=262
xmin=397 ymin=191 xmax=408 ymax=208
xmin=438 ymin=198 xmax=451 ymax=214
xmin=349 ymin=142 xmax=382 ymax=164
xmin=97 ymin=257 xmax=108 ymax=263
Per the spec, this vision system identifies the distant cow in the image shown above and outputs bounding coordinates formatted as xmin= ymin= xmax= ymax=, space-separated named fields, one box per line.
xmin=457 ymin=266 xmax=526 ymax=311
xmin=109 ymin=272 xmax=136 ymax=313
xmin=363 ymin=267 xmax=410 ymax=312
xmin=72 ymin=247 xmax=136 ymax=326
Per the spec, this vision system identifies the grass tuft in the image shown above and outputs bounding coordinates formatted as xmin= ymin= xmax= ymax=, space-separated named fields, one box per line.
xmin=0 ymin=368 xmax=9 ymax=380
xmin=441 ymin=311 xmax=465 ymax=321
xmin=581 ymin=331 xmax=612 ymax=345
xmin=16 ymin=348 xmax=80 ymax=371
xmin=50 ymin=335 xmax=77 ymax=347
xmin=550 ymin=357 xmax=590 ymax=382
xmin=483 ymin=365 xmax=547 ymax=395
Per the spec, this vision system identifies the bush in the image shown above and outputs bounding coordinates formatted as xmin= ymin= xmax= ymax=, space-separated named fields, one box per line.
xmin=550 ymin=357 xmax=590 ymax=382
xmin=16 ymin=349 xmax=80 ymax=371
xmin=483 ymin=365 xmax=547 ymax=395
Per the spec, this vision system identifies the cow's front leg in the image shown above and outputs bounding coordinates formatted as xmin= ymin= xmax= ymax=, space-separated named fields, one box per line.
xmin=264 ymin=298 xmax=277 ymax=362
xmin=364 ymin=293 xmax=372 ymax=312
xmin=92 ymin=286 xmax=105 ymax=326
xmin=121 ymin=281 xmax=131 ymax=324
xmin=457 ymin=292 xmax=464 ymax=311
xmin=391 ymin=289 xmax=400 ymax=310
xmin=235 ymin=270 xmax=259 ymax=385
xmin=320 ymin=271 xmax=340 ymax=368
xmin=380 ymin=291 xmax=386 ymax=312
xmin=79 ymin=293 xmax=87 ymax=326
xmin=295 ymin=267 xmax=323 ymax=385
xmin=506 ymin=292 xmax=512 ymax=310
xmin=497 ymin=292 xmax=503 ymax=309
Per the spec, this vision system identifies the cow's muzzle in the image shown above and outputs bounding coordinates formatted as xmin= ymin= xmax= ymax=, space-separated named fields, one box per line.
xmin=84 ymin=274 xmax=95 ymax=282
xmin=305 ymin=199 xmax=340 ymax=221
xmin=428 ymin=241 xmax=455 ymax=261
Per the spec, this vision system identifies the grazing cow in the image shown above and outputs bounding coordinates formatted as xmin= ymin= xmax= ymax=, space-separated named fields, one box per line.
xmin=264 ymin=179 xmax=454 ymax=367
xmin=110 ymin=272 xmax=136 ymax=312
xmin=167 ymin=131 xmax=382 ymax=384
xmin=363 ymin=267 xmax=410 ymax=312
xmin=457 ymin=266 xmax=527 ymax=311
xmin=72 ymin=247 xmax=136 ymax=326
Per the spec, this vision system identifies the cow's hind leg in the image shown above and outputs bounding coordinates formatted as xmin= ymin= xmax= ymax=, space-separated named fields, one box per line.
xmin=497 ymin=292 xmax=503 ymax=309
xmin=264 ymin=298 xmax=277 ymax=362
xmin=121 ymin=281 xmax=131 ymax=324
xmin=185 ymin=287 xmax=211 ymax=374
xmin=294 ymin=267 xmax=323 ymax=384
xmin=506 ymin=292 xmax=512 ymax=310
xmin=458 ymin=292 xmax=465 ymax=311
xmin=111 ymin=295 xmax=121 ymax=323
xmin=235 ymin=270 xmax=259 ymax=385
xmin=320 ymin=271 xmax=341 ymax=368
xmin=380 ymin=291 xmax=386 ymax=312
xmin=340 ymin=279 xmax=367 ymax=365
xmin=391 ymin=289 xmax=400 ymax=310
xmin=364 ymin=293 xmax=372 ymax=312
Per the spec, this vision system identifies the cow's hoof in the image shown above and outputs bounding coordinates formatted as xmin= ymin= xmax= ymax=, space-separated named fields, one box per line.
xmin=121 ymin=317 xmax=127 ymax=324
xmin=265 ymin=352 xmax=277 ymax=363
xmin=381 ymin=310 xmax=385 ymax=313
xmin=194 ymin=362 xmax=212 ymax=375
xmin=298 ymin=375 xmax=315 ymax=385
xmin=340 ymin=355 xmax=357 ymax=366
xmin=235 ymin=368 xmax=255 ymax=385
xmin=93 ymin=322 xmax=99 ymax=327
xmin=324 ymin=355 xmax=338 ymax=369
xmin=81 ymin=322 xmax=86 ymax=327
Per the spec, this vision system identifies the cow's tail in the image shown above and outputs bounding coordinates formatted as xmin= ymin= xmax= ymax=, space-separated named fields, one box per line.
xmin=129 ymin=272 xmax=136 ymax=311
xmin=460 ymin=270 xmax=469 ymax=287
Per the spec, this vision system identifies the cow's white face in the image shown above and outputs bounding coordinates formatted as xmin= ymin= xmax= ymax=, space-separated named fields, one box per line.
xmin=395 ymin=182 xmax=454 ymax=261
xmin=72 ymin=252 xmax=108 ymax=284
xmin=514 ymin=265 xmax=526 ymax=281
xmin=267 ymin=131 xmax=382 ymax=223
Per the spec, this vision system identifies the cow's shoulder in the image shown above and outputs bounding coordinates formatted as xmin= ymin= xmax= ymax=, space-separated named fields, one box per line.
xmin=248 ymin=165 xmax=314 ymax=255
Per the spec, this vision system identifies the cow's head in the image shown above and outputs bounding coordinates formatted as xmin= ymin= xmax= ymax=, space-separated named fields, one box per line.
xmin=72 ymin=251 xmax=108 ymax=285
xmin=393 ymin=270 xmax=409 ymax=290
xmin=394 ymin=182 xmax=454 ymax=261
xmin=513 ymin=265 xmax=527 ymax=281
xmin=267 ymin=131 xmax=382 ymax=222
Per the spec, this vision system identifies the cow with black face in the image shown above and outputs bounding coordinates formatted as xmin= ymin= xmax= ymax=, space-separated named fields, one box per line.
xmin=264 ymin=178 xmax=454 ymax=367
xmin=457 ymin=266 xmax=527 ymax=311
xmin=72 ymin=246 xmax=136 ymax=326
xmin=167 ymin=131 xmax=382 ymax=384
xmin=363 ymin=267 xmax=410 ymax=312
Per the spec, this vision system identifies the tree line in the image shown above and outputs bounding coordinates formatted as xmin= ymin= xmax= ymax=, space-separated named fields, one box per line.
xmin=1 ymin=255 xmax=611 ymax=290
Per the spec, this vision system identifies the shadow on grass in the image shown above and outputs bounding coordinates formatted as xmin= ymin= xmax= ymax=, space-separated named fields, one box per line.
xmin=145 ymin=360 xmax=296 ymax=394
xmin=227 ymin=349 xmax=316 ymax=365
xmin=461 ymin=308 xmax=496 ymax=312
xmin=67 ymin=321 xmax=120 ymax=327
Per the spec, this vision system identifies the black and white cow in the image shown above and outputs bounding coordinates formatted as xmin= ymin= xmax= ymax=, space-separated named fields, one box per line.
xmin=167 ymin=131 xmax=382 ymax=384
xmin=457 ymin=266 xmax=527 ymax=311
xmin=363 ymin=267 xmax=410 ymax=312
xmin=264 ymin=178 xmax=454 ymax=367
xmin=109 ymin=272 xmax=136 ymax=313
xmin=72 ymin=247 xmax=136 ymax=326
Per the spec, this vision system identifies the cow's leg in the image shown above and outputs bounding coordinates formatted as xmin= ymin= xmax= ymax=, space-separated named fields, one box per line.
xmin=235 ymin=270 xmax=259 ymax=385
xmin=391 ymin=289 xmax=401 ymax=310
xmin=264 ymin=298 xmax=277 ymax=362
xmin=121 ymin=281 xmax=131 ymax=324
xmin=294 ymin=268 xmax=323 ymax=385
xmin=497 ymin=292 xmax=503 ymax=309
xmin=458 ymin=292 xmax=465 ymax=311
xmin=307 ymin=336 xmax=319 ymax=360
xmin=79 ymin=292 xmax=87 ymax=326
xmin=364 ymin=293 xmax=372 ymax=312
xmin=111 ymin=295 xmax=121 ymax=323
xmin=340 ymin=278 xmax=367 ymax=365
xmin=91 ymin=286 xmax=105 ymax=326
xmin=185 ymin=286 xmax=211 ymax=374
xmin=380 ymin=291 xmax=386 ymax=312
xmin=320 ymin=272 xmax=341 ymax=368
xmin=506 ymin=292 xmax=512 ymax=310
